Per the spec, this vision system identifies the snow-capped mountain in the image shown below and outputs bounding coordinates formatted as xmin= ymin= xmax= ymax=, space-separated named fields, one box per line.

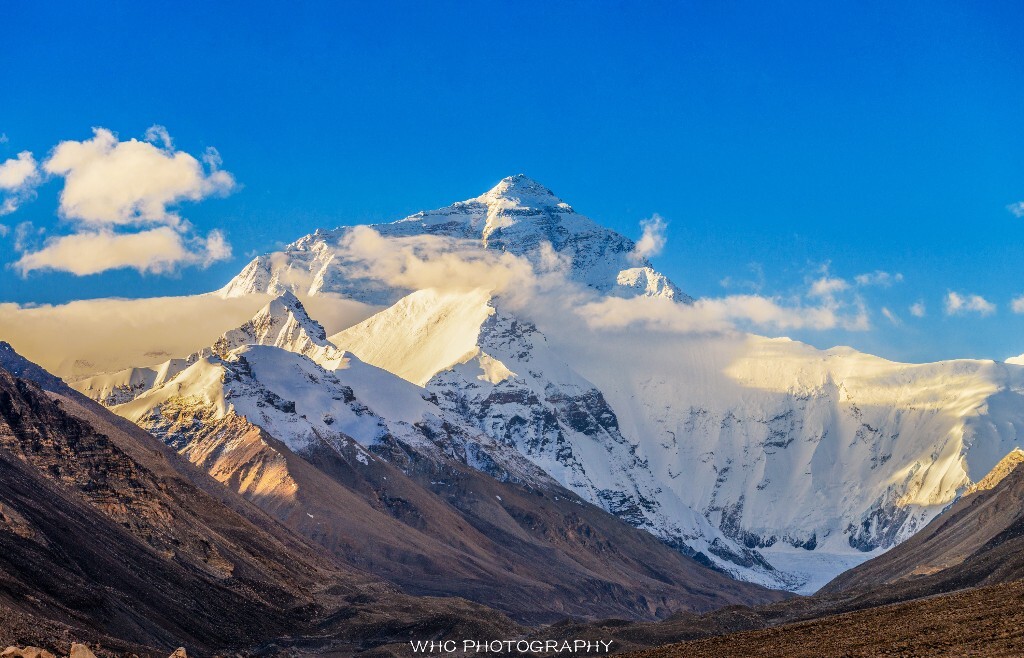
xmin=76 ymin=294 xmax=549 ymax=486
xmin=219 ymin=174 xmax=692 ymax=304
xmin=66 ymin=175 xmax=1024 ymax=593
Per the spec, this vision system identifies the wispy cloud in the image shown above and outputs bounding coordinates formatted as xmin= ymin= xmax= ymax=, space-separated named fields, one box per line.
xmin=631 ymin=213 xmax=667 ymax=262
xmin=1010 ymin=296 xmax=1024 ymax=314
xmin=881 ymin=307 xmax=901 ymax=326
xmin=854 ymin=270 xmax=903 ymax=287
xmin=808 ymin=275 xmax=849 ymax=299
xmin=719 ymin=262 xmax=765 ymax=293
xmin=1007 ymin=202 xmax=1024 ymax=218
xmin=909 ymin=301 xmax=926 ymax=318
xmin=945 ymin=291 xmax=995 ymax=316
xmin=12 ymin=221 xmax=42 ymax=252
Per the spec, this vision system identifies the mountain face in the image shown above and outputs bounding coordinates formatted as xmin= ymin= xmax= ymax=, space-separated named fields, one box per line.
xmin=58 ymin=175 xmax=1024 ymax=594
xmin=0 ymin=347 xmax=523 ymax=656
xmin=68 ymin=301 xmax=785 ymax=624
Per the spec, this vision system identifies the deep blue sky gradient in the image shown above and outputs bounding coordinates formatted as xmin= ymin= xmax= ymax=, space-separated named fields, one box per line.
xmin=1 ymin=1 xmax=1023 ymax=362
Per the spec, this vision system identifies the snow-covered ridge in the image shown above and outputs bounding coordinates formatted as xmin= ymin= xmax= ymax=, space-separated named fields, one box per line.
xmin=72 ymin=293 xmax=553 ymax=488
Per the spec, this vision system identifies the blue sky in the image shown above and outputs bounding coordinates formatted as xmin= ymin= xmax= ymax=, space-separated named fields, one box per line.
xmin=1 ymin=0 xmax=1023 ymax=363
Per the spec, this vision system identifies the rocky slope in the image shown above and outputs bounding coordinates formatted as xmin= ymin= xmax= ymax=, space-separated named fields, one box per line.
xmin=0 ymin=348 xmax=526 ymax=656
xmin=67 ymin=301 xmax=785 ymax=624
xmin=533 ymin=452 xmax=1024 ymax=655
xmin=622 ymin=579 xmax=1024 ymax=658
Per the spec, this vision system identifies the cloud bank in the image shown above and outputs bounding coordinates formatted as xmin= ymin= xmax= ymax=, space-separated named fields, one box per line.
xmin=14 ymin=227 xmax=232 ymax=276
xmin=333 ymin=228 xmax=872 ymax=336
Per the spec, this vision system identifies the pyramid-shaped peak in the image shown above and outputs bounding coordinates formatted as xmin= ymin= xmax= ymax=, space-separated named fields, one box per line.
xmin=264 ymin=289 xmax=305 ymax=315
xmin=213 ymin=291 xmax=332 ymax=359
xmin=255 ymin=292 xmax=327 ymax=342
xmin=479 ymin=174 xmax=568 ymax=208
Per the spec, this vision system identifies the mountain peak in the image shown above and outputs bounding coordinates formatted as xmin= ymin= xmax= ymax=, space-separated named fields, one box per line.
xmin=214 ymin=292 xmax=333 ymax=359
xmin=263 ymin=290 xmax=316 ymax=327
xmin=477 ymin=174 xmax=567 ymax=209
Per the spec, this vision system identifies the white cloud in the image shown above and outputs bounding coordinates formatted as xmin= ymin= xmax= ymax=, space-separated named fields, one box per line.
xmin=0 ymin=224 xmax=7 ymax=237
xmin=854 ymin=270 xmax=903 ymax=287
xmin=14 ymin=227 xmax=232 ymax=276
xmin=1008 ymin=202 xmax=1024 ymax=218
xmin=0 ymin=134 xmax=8 ymax=144
xmin=0 ymin=151 xmax=38 ymax=190
xmin=909 ymin=301 xmax=926 ymax=318
xmin=202 ymin=229 xmax=232 ymax=266
xmin=1011 ymin=296 xmax=1024 ymax=314
xmin=631 ymin=213 xmax=667 ymax=262
xmin=945 ymin=291 xmax=995 ymax=316
xmin=0 ymin=151 xmax=42 ymax=215
xmin=337 ymin=226 xmax=545 ymax=305
xmin=809 ymin=276 xmax=849 ymax=298
xmin=43 ymin=126 xmax=235 ymax=227
xmin=13 ymin=126 xmax=237 ymax=276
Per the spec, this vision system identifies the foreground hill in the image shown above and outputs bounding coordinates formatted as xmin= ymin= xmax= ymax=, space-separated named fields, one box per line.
xmin=0 ymin=346 xmax=522 ymax=656
xmin=624 ymin=579 xmax=1024 ymax=658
